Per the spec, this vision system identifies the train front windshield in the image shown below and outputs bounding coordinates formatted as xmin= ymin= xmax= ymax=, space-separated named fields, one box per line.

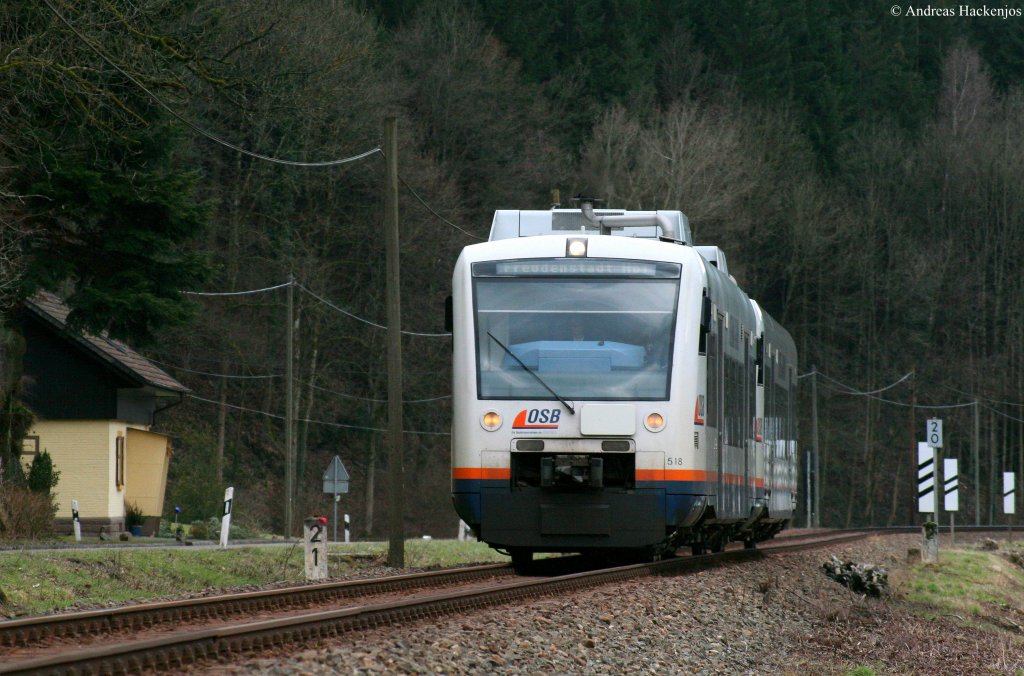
xmin=472 ymin=258 xmax=680 ymax=401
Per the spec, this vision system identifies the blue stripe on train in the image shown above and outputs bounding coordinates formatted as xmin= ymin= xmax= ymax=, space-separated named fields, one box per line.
xmin=453 ymin=479 xmax=713 ymax=528
xmin=453 ymin=479 xmax=714 ymax=493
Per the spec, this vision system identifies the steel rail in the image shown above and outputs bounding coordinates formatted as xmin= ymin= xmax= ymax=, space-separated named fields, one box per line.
xmin=0 ymin=562 xmax=511 ymax=648
xmin=0 ymin=531 xmax=874 ymax=674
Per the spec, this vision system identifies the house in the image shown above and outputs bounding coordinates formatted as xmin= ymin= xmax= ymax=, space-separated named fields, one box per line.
xmin=19 ymin=291 xmax=187 ymax=535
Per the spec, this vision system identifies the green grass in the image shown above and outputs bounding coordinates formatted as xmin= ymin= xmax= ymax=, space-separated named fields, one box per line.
xmin=0 ymin=539 xmax=509 ymax=617
xmin=898 ymin=548 xmax=1024 ymax=632
xmin=367 ymin=538 xmax=511 ymax=567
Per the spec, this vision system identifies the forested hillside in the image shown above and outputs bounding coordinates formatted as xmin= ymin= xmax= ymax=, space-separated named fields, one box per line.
xmin=3 ymin=0 xmax=1023 ymax=534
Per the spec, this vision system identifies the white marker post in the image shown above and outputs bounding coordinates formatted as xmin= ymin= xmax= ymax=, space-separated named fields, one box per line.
xmin=344 ymin=513 xmax=351 ymax=544
xmin=944 ymin=459 xmax=958 ymax=545
xmin=917 ymin=443 xmax=936 ymax=515
xmin=303 ymin=516 xmax=329 ymax=580
xmin=1004 ymin=472 xmax=1016 ymax=542
xmin=220 ymin=487 xmax=233 ymax=549
xmin=918 ymin=443 xmax=938 ymax=562
xmin=71 ymin=499 xmax=82 ymax=542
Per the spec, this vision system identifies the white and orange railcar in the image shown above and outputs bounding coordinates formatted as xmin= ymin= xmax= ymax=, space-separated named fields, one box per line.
xmin=449 ymin=206 xmax=797 ymax=566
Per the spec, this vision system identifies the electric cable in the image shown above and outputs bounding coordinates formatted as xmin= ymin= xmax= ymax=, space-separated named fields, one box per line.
xmin=186 ymin=393 xmax=450 ymax=435
xmin=43 ymin=0 xmax=382 ymax=168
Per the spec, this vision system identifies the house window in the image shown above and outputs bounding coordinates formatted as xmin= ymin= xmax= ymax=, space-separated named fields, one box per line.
xmin=116 ymin=433 xmax=125 ymax=491
xmin=20 ymin=436 xmax=39 ymax=472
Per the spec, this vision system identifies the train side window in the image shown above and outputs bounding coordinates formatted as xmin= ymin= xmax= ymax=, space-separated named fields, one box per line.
xmin=707 ymin=326 xmax=718 ymax=430
xmin=723 ymin=329 xmax=743 ymax=447
xmin=755 ymin=336 xmax=764 ymax=385
xmin=698 ymin=294 xmax=710 ymax=354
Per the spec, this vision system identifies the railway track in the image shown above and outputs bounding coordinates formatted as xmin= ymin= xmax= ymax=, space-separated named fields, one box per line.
xmin=0 ymin=529 xmax=876 ymax=674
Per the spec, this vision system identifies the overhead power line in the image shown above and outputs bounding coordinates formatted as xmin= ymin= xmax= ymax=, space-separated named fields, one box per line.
xmin=149 ymin=359 xmax=280 ymax=380
xmin=44 ymin=0 xmax=382 ymax=168
xmin=296 ymin=282 xmax=451 ymax=337
xmin=186 ymin=393 xmax=450 ymax=436
xmin=862 ymin=395 xmax=975 ymax=410
xmin=182 ymin=279 xmax=452 ymax=337
xmin=153 ymin=358 xmax=451 ymax=403
xmin=398 ymin=173 xmax=485 ymax=241
xmin=306 ymin=381 xmax=451 ymax=404
xmin=981 ymin=401 xmax=1024 ymax=424
xmin=184 ymin=282 xmax=292 ymax=296
xmin=941 ymin=384 xmax=1024 ymax=408
xmin=816 ymin=370 xmax=914 ymax=396
xmin=802 ymin=369 xmax=975 ymax=409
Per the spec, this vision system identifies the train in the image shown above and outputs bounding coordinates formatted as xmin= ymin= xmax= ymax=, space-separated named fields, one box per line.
xmin=449 ymin=203 xmax=798 ymax=567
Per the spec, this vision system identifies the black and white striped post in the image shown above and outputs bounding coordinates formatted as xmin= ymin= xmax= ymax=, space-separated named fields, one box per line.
xmin=917 ymin=443 xmax=936 ymax=516
xmin=71 ymin=499 xmax=81 ymax=542
xmin=944 ymin=459 xmax=958 ymax=545
xmin=918 ymin=442 xmax=938 ymax=562
xmin=1004 ymin=472 xmax=1016 ymax=542
xmin=220 ymin=487 xmax=233 ymax=549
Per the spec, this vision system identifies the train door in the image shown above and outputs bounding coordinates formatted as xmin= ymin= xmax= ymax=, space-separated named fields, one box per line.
xmin=764 ymin=351 xmax=776 ymax=513
xmin=754 ymin=336 xmax=766 ymax=507
xmin=787 ymin=365 xmax=797 ymax=511
xmin=714 ymin=313 xmax=725 ymax=511
xmin=743 ymin=332 xmax=752 ymax=505
xmin=704 ymin=310 xmax=720 ymax=513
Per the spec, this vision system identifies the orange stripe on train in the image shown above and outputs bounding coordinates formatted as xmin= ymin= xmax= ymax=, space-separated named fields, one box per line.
xmin=452 ymin=467 xmax=511 ymax=480
xmin=455 ymin=466 xmax=765 ymax=487
xmin=635 ymin=469 xmax=764 ymax=487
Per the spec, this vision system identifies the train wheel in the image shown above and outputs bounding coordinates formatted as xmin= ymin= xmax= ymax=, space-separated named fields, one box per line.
xmin=743 ymin=539 xmax=757 ymax=550
xmin=510 ymin=548 xmax=533 ymax=572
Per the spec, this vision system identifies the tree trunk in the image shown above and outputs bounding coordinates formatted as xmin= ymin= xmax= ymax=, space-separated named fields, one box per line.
xmin=216 ymin=376 xmax=227 ymax=486
xmin=364 ymin=434 xmax=376 ymax=537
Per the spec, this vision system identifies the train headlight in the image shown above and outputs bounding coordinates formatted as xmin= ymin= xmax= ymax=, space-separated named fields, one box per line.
xmin=481 ymin=411 xmax=502 ymax=431
xmin=566 ymin=238 xmax=588 ymax=257
xmin=644 ymin=412 xmax=665 ymax=432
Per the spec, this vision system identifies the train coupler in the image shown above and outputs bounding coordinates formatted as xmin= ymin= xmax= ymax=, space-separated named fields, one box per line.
xmin=540 ymin=455 xmax=604 ymax=488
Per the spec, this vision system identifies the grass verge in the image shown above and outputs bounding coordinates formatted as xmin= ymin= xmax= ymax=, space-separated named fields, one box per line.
xmin=0 ymin=539 xmax=508 ymax=618
xmin=892 ymin=544 xmax=1024 ymax=633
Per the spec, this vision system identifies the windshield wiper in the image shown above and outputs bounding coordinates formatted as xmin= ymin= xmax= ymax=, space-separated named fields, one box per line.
xmin=487 ymin=332 xmax=576 ymax=415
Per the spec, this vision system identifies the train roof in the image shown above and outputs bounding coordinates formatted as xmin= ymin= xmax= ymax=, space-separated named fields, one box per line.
xmin=694 ymin=246 xmax=729 ymax=276
xmin=489 ymin=209 xmax=693 ymax=245
xmin=750 ymin=300 xmax=797 ymax=367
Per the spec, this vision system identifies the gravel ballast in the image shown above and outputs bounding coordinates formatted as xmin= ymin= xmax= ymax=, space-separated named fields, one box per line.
xmin=220 ymin=534 xmax=1024 ymax=674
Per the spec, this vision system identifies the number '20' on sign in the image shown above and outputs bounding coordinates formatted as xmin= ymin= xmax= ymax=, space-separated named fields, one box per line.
xmin=926 ymin=419 xmax=943 ymax=448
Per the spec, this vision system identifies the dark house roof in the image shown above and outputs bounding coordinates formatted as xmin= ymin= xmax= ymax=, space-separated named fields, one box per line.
xmin=24 ymin=291 xmax=187 ymax=394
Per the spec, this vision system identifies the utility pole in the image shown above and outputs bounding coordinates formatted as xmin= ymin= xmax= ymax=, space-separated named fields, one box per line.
xmin=908 ymin=377 xmax=916 ymax=524
xmin=285 ymin=274 xmax=295 ymax=537
xmin=384 ymin=117 xmax=406 ymax=568
xmin=974 ymin=399 xmax=980 ymax=526
xmin=811 ymin=366 xmax=820 ymax=527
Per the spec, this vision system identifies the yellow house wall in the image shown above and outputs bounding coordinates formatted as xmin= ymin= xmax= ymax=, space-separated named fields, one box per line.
xmin=27 ymin=420 xmax=126 ymax=520
xmin=125 ymin=428 xmax=170 ymax=517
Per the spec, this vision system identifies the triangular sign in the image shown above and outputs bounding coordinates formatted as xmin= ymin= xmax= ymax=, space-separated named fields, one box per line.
xmin=323 ymin=455 xmax=350 ymax=482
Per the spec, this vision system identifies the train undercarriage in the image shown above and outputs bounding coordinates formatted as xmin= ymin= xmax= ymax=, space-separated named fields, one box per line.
xmin=460 ymin=454 xmax=790 ymax=569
